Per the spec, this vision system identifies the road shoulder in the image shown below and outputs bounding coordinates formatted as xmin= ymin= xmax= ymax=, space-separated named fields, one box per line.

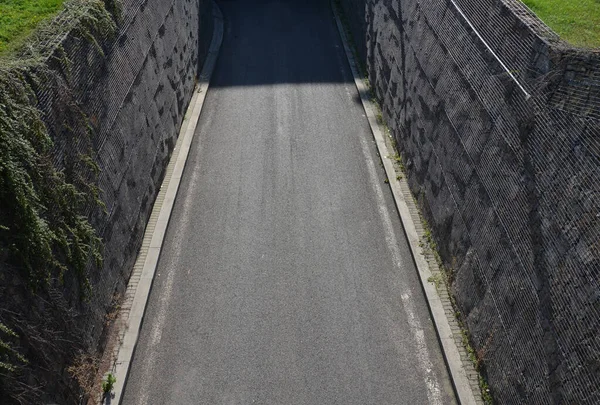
xmin=101 ymin=3 xmax=224 ymax=404
xmin=330 ymin=2 xmax=484 ymax=404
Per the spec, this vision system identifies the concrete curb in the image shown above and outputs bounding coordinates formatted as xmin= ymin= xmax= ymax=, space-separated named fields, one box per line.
xmin=330 ymin=2 xmax=480 ymax=405
xmin=104 ymin=3 xmax=224 ymax=404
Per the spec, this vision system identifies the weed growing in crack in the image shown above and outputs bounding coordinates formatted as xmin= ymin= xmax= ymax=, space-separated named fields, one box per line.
xmin=102 ymin=373 xmax=116 ymax=396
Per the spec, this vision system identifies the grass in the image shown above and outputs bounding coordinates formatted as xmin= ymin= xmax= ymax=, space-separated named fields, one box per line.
xmin=521 ymin=0 xmax=600 ymax=48
xmin=0 ymin=0 xmax=66 ymax=55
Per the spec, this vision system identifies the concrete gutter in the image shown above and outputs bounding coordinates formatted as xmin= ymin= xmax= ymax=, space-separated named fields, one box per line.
xmin=330 ymin=2 xmax=482 ymax=404
xmin=104 ymin=3 xmax=224 ymax=404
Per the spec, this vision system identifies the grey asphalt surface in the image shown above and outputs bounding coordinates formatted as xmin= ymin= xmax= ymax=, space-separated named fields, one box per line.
xmin=121 ymin=0 xmax=457 ymax=404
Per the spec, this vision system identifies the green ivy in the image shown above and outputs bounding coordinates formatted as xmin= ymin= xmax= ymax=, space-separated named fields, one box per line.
xmin=0 ymin=323 xmax=27 ymax=373
xmin=0 ymin=0 xmax=120 ymax=391
xmin=0 ymin=0 xmax=118 ymax=291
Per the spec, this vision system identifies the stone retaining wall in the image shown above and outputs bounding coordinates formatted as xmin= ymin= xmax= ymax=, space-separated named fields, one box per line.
xmin=337 ymin=0 xmax=600 ymax=403
xmin=0 ymin=0 xmax=213 ymax=402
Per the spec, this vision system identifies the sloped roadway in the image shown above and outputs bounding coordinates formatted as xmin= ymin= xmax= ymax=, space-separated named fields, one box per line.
xmin=122 ymin=0 xmax=457 ymax=404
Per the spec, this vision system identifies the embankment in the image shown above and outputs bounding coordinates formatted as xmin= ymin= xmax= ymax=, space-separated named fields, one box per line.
xmin=337 ymin=0 xmax=600 ymax=403
xmin=0 ymin=0 xmax=212 ymax=402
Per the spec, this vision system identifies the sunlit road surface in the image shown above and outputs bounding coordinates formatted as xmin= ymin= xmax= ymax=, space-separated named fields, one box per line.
xmin=121 ymin=0 xmax=456 ymax=404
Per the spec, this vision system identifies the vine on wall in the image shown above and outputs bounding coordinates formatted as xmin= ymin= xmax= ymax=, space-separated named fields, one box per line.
xmin=0 ymin=0 xmax=120 ymax=402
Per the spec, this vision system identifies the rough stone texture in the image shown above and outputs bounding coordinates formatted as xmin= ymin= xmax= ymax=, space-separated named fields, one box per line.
xmin=338 ymin=0 xmax=600 ymax=403
xmin=0 ymin=0 xmax=212 ymax=403
xmin=60 ymin=0 xmax=212 ymax=353
xmin=49 ymin=0 xmax=213 ymax=343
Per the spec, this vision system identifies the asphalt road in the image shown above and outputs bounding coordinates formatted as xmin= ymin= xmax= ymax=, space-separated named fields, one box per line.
xmin=121 ymin=0 xmax=457 ymax=403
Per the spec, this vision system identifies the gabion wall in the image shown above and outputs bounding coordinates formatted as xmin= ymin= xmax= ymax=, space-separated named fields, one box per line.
xmin=0 ymin=0 xmax=212 ymax=402
xmin=44 ymin=0 xmax=213 ymax=347
xmin=338 ymin=0 xmax=600 ymax=403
